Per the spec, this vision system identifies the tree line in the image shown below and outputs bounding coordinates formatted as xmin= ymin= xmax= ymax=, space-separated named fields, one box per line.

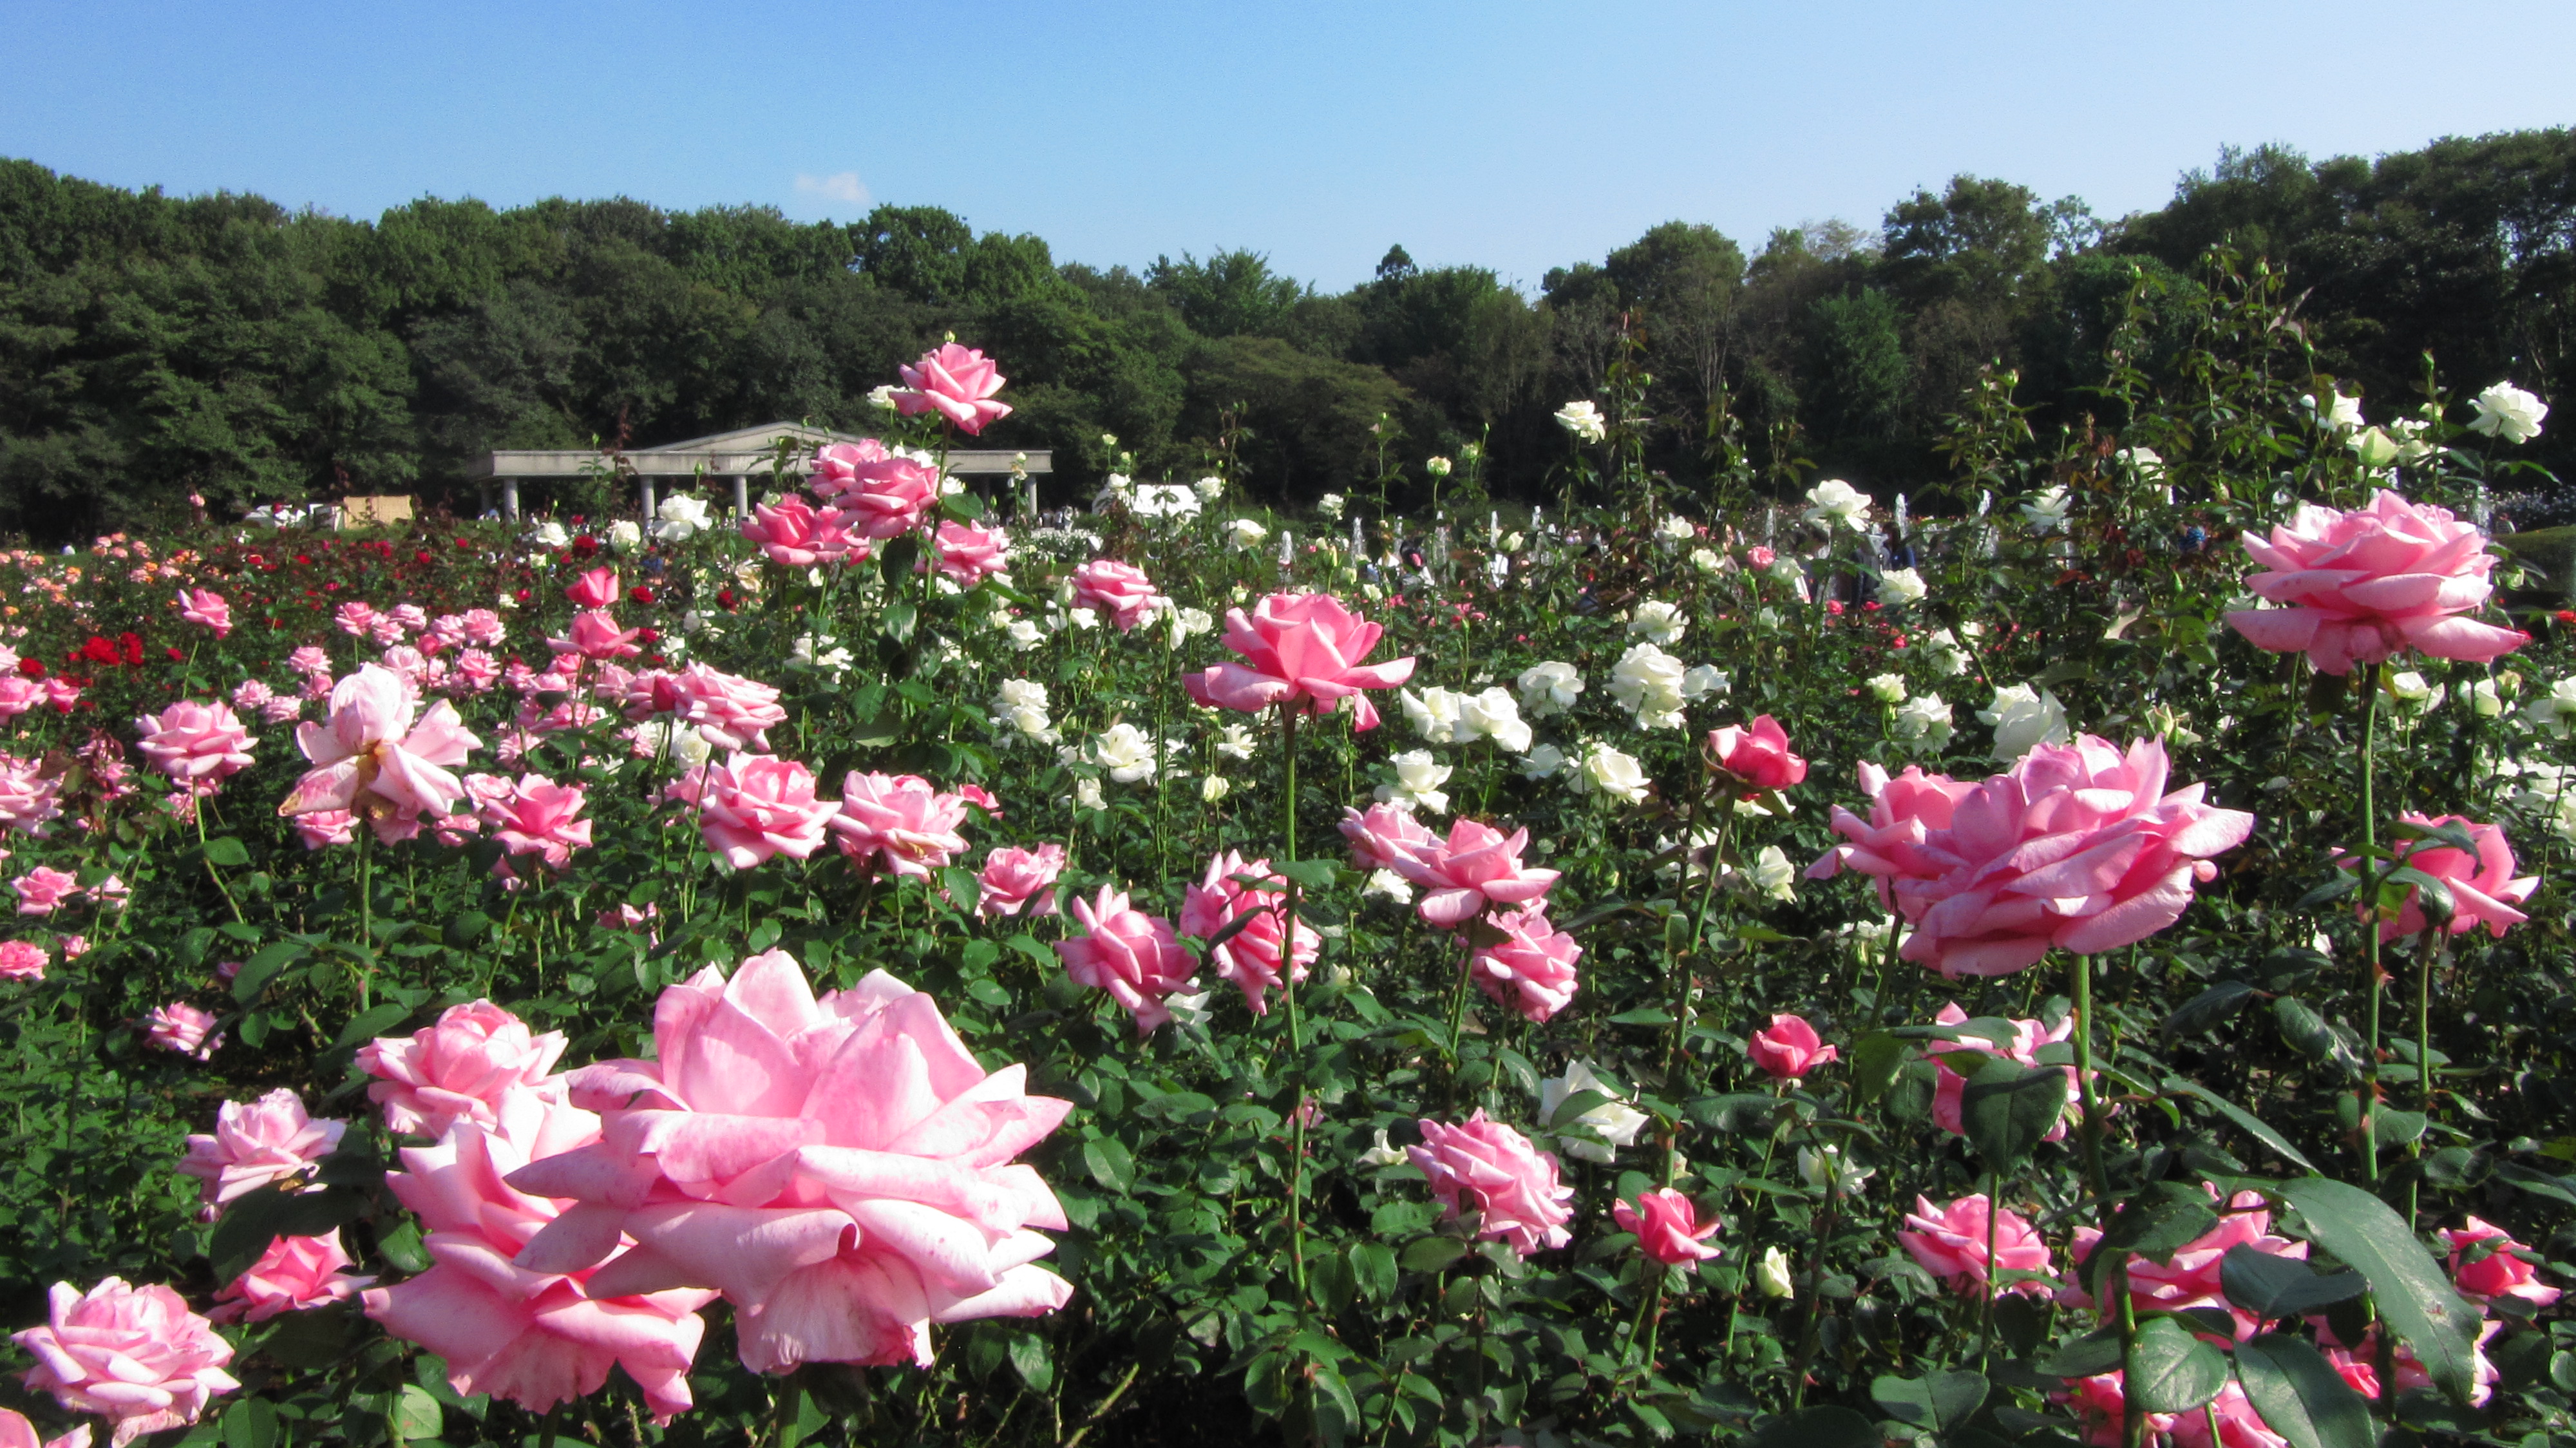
xmin=0 ymin=128 xmax=2570 ymax=541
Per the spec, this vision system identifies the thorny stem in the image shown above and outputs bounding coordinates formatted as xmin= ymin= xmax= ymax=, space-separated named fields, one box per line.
xmin=2359 ymin=676 xmax=2383 ymax=1185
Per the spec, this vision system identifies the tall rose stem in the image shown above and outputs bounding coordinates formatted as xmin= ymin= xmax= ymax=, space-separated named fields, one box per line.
xmin=2069 ymin=950 xmax=2136 ymax=1445
xmin=1278 ymin=702 xmax=1309 ymax=1306
xmin=2409 ymin=924 xmax=2441 ymax=1226
xmin=2359 ymin=675 xmax=2383 ymax=1185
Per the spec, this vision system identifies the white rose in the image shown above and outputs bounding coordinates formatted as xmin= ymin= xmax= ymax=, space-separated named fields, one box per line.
xmin=1226 ymin=519 xmax=1268 ymax=551
xmin=607 ymin=520 xmax=643 ymax=553
xmin=1376 ymin=750 xmax=1454 ymax=814
xmin=2020 ymin=486 xmax=2071 ymax=534
xmin=2467 ymin=678 xmax=2504 ymax=718
xmin=1628 ymin=600 xmax=1688 ymax=646
xmin=1425 ymin=456 xmax=1453 ymax=477
xmin=1891 ymin=692 xmax=1955 ymax=750
xmin=1742 ymin=844 xmax=1796 ymax=902
xmin=2117 ymin=446 xmax=2164 ymax=479
xmin=1088 ymin=723 xmax=1159 ymax=783
xmin=652 ymin=495 xmax=713 ymax=542
xmin=1194 ymin=477 xmax=1226 ymax=503
xmin=1756 ymin=1246 xmax=1795 ymax=1299
xmin=1608 ymin=643 xmax=1689 ymax=730
xmin=1680 ymin=665 xmax=1728 ymax=700
xmin=1068 ymin=607 xmax=1101 ymax=631
xmin=1539 ymin=1060 xmax=1647 ymax=1163
xmin=1217 ymin=723 xmax=1258 ymax=760
xmin=1766 ymin=553 xmax=1806 ymax=584
xmin=2526 ymin=677 xmax=2576 ymax=738
xmin=1978 ymin=683 xmax=2070 ymax=761
xmin=1007 ymin=619 xmax=1046 ymax=652
xmin=866 ymin=384 xmax=900 ymax=412
xmin=529 ymin=520 xmax=571 ymax=548
xmin=1459 ymin=687 xmax=1533 ymax=752
xmin=1074 ymin=777 xmax=1106 ymax=810
xmin=1200 ymin=775 xmax=1231 ymax=803
xmin=2301 ymin=390 xmax=2364 ymax=432
xmin=1520 ymin=743 xmax=1567 ymax=780
xmin=1923 ymin=628 xmax=1973 ymax=678
xmin=2349 ymin=426 xmax=2401 ymax=472
xmin=1356 ymin=1129 xmax=1409 ymax=1168
xmin=1318 ymin=493 xmax=1346 ymax=520
xmin=1689 ymin=548 xmax=1724 ymax=575
xmin=1803 ymin=478 xmax=1870 ymax=531
xmin=1866 ymin=672 xmax=1907 ymax=705
xmin=2469 ymin=381 xmax=2548 ymax=444
xmin=1796 ymin=1144 xmax=1873 ymax=1197
xmin=1875 ymin=567 xmax=1926 ymax=607
xmin=1518 ymin=662 xmax=1584 ymax=718
xmin=1363 ymin=868 xmax=1414 ymax=902
xmin=1554 ymin=399 xmax=1607 ymax=443
xmin=2387 ymin=671 xmax=2433 ymax=706
xmin=1655 ymin=515 xmax=1695 ymax=542
xmin=1571 ymin=741 xmax=1649 ymax=804
xmin=1400 ymin=685 xmax=1467 ymax=745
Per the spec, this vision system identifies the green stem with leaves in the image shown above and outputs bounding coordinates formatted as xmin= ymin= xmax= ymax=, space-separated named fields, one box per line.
xmin=2358 ymin=674 xmax=2383 ymax=1185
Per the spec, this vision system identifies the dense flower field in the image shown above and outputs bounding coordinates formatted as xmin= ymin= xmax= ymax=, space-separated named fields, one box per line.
xmin=0 ymin=283 xmax=2571 ymax=1448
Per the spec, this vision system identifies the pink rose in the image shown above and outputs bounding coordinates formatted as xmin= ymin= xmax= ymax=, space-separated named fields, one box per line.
xmin=563 ymin=566 xmax=618 ymax=609
xmin=1748 ymin=1013 xmax=1837 ymax=1081
xmin=623 ymin=662 xmax=786 ymax=752
xmin=2065 ymin=1188 xmax=2302 ymax=1340
xmin=928 ymin=519 xmax=1010 ymax=585
xmin=0 ymin=753 xmax=62 ymax=836
xmin=474 ymin=773 xmax=594 ymax=871
xmin=1070 ymin=559 xmax=1170 ymax=633
xmin=502 ymin=952 xmax=1075 ymax=1375
xmin=59 ymin=936 xmax=88 ymax=961
xmin=460 ymin=609 xmax=507 ymax=645
xmin=1746 ymin=546 xmax=1777 ymax=569
xmin=828 ymin=772 xmax=971 ymax=880
xmin=977 ymin=844 xmax=1065 ymax=919
xmin=365 ymin=1089 xmax=716 ymax=1422
xmin=133 ymin=700 xmax=257 ymax=792
xmin=1707 ymin=714 xmax=1808 ymax=790
xmin=292 ymin=810 xmax=355 ymax=850
xmin=546 ymin=609 xmax=641 ymax=661
xmin=146 ymin=1002 xmax=221 ymax=1060
xmin=669 ymin=754 xmax=837 ymax=869
xmin=0 ymin=676 xmax=43 ymax=721
xmin=390 ymin=604 xmax=428 ymax=633
xmin=359 ymin=1000 xmax=567 ymax=1136
xmin=279 ymin=665 xmax=482 ymax=844
xmin=1613 ymin=1188 xmax=1723 ymax=1266
xmin=1804 ymin=760 xmax=1975 ymax=898
xmin=209 ymin=1229 xmax=372 ymax=1324
xmin=177 ymin=587 xmax=231 ymax=637
xmin=893 ymin=342 xmax=1012 ymax=435
xmin=2055 ymin=1373 xmax=2175 ymax=1448
xmin=1408 ymin=1110 xmax=1573 ymax=1257
xmin=1468 ymin=902 xmax=1581 ymax=1023
xmin=1899 ymin=1194 xmax=2052 ymax=1297
xmin=1928 ymin=1003 xmax=2081 ymax=1144
xmin=2340 ymin=812 xmax=2537 ymax=941
xmin=1818 ymin=737 xmax=2253 ymax=978
xmin=39 ymin=679 xmax=79 ymax=714
xmin=1056 ymin=885 xmax=1197 ymax=1034
xmin=287 ymin=644 xmax=330 ymax=676
xmin=13 ymin=1278 xmax=237 ymax=1445
xmin=2226 ymin=488 xmax=2528 ymax=674
xmin=334 ymin=601 xmax=380 ymax=638
xmin=2166 ymin=1381 xmax=2287 ymax=1448
xmin=1338 ymin=800 xmax=1437 ymax=871
xmin=808 ymin=437 xmax=895 ymax=499
xmin=1181 ymin=591 xmax=1418 ymax=732
xmin=0 ymin=940 xmax=45 ymax=982
xmin=0 ymin=1406 xmax=90 ymax=1448
xmin=739 ymin=494 xmax=862 ymax=568
xmin=819 ymin=446 xmax=940 ymax=540
xmin=2443 ymin=1215 xmax=2561 ymax=1308
xmin=1179 ymin=850 xmax=1320 ymax=1016
xmin=178 ymin=1087 xmax=346 ymax=1213
xmin=12 ymin=866 xmax=78 ymax=915
xmin=1387 ymin=817 xmax=1560 ymax=928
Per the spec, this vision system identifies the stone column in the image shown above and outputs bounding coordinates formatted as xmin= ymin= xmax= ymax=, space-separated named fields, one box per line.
xmin=640 ymin=476 xmax=657 ymax=524
xmin=501 ymin=478 xmax=520 ymax=522
xmin=733 ymin=474 xmax=751 ymax=519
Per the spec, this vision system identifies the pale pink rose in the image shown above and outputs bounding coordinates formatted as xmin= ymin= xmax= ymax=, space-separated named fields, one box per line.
xmin=0 ymin=1405 xmax=90 ymax=1448
xmin=230 ymin=678 xmax=275 ymax=712
xmin=2443 ymin=1215 xmax=2561 ymax=1308
xmin=1613 ymin=1188 xmax=1723 ymax=1266
xmin=292 ymin=810 xmax=355 ymax=850
xmin=177 ymin=588 xmax=231 ymax=637
xmin=1928 ymin=1002 xmax=2082 ymax=1144
xmin=1707 ymin=714 xmax=1808 ymax=790
xmin=833 ymin=452 xmax=941 ymax=540
xmin=1181 ymin=591 xmax=1418 ymax=731
xmin=1469 ymin=902 xmax=1581 ymax=1023
xmin=669 ymin=754 xmax=835 ymax=868
xmin=474 ymin=774 xmax=594 ymax=871
xmin=622 ymin=663 xmax=786 ymax=751
xmin=0 ymin=754 xmax=62 ymax=836
xmin=1385 ymin=817 xmax=1561 ymax=928
xmin=1805 ymin=759 xmax=1976 ymax=897
xmin=57 ymin=935 xmax=85 ymax=961
xmin=2342 ymin=812 xmax=2537 ymax=942
xmin=38 ymin=678 xmax=80 ymax=714
xmin=209 ymin=1228 xmax=372 ymax=1324
xmin=977 ymin=844 xmax=1065 ymax=919
xmin=279 ymin=665 xmax=482 ymax=844
xmin=85 ymin=875 xmax=127 ymax=911
xmin=1748 ymin=1013 xmax=1838 ymax=1081
xmin=1899 ymin=1194 xmax=2052 ymax=1297
xmin=1819 ymin=737 xmax=2253 ymax=978
xmin=0 ymin=940 xmax=45 ymax=982
xmin=546 ymin=609 xmax=641 ymax=661
xmin=827 ymin=772 xmax=971 ymax=880
xmin=377 ymin=643 xmax=437 ymax=691
xmin=927 ymin=519 xmax=1010 ymax=585
xmin=450 ymin=648 xmax=502 ymax=692
xmin=2066 ymin=1188 xmax=2304 ymax=1339
xmin=1179 ymin=850 xmax=1319 ymax=1016
xmin=1070 ymin=558 xmax=1171 ymax=633
xmin=1338 ymin=800 xmax=1437 ymax=870
xmin=365 ymin=1089 xmax=716 ymax=1423
xmin=563 ymin=566 xmax=618 ymax=609
xmin=146 ymin=1002 xmax=220 ymax=1060
xmin=892 ymin=342 xmax=1012 ymax=435
xmin=502 ymin=952 xmax=1075 ymax=1374
xmin=739 ymin=494 xmax=862 ymax=567
xmin=334 ymin=601 xmax=380 ymax=638
xmin=2165 ymin=1380 xmax=2287 ymax=1448
xmin=286 ymin=644 xmax=330 ymax=676
xmin=418 ymin=616 xmax=464 ymax=655
xmin=366 ymin=614 xmax=407 ymax=648
xmin=808 ymin=437 xmax=896 ymax=500
xmin=177 ymin=1087 xmax=346 ymax=1212
xmin=1056 ymin=885 xmax=1197 ymax=1034
xmin=2326 ymin=1321 xmax=2504 ymax=1409
xmin=2055 ymin=1373 xmax=2175 ymax=1448
xmin=13 ymin=1278 xmax=237 ymax=1445
xmin=12 ymin=866 xmax=78 ymax=915
xmin=2226 ymin=489 xmax=2529 ymax=674
xmin=460 ymin=609 xmax=507 ymax=645
xmin=133 ymin=700 xmax=257 ymax=792
xmin=0 ymin=676 xmax=42 ymax=721
xmin=1409 ymin=1110 xmax=1574 ymax=1257
xmin=389 ymin=604 xmax=428 ymax=634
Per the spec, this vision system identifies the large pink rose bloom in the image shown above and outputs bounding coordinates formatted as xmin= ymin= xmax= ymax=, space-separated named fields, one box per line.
xmin=279 ymin=665 xmax=480 ymax=844
xmin=2225 ymin=489 xmax=2528 ymax=674
xmin=366 ymin=1089 xmax=715 ymax=1423
xmin=1807 ymin=761 xmax=1977 ymax=897
xmin=893 ymin=343 xmax=1012 ymax=435
xmin=2065 ymin=1188 xmax=2304 ymax=1340
xmin=177 ymin=1087 xmax=347 ymax=1214
xmin=1070 ymin=559 xmax=1170 ymax=633
xmin=1468 ymin=903 xmax=1581 ymax=1023
xmin=622 ymin=662 xmax=787 ymax=752
xmin=504 ymin=953 xmax=1074 ymax=1373
xmin=1748 ymin=1013 xmax=1837 ymax=1081
xmin=1613 ymin=1188 xmax=1723 ymax=1266
xmin=1824 ymin=737 xmax=2252 ymax=978
xmin=1056 ymin=886 xmax=1198 ymax=1034
xmin=0 ymin=753 xmax=62 ymax=837
xmin=669 ymin=754 xmax=837 ymax=869
xmin=1181 ymin=592 xmax=1418 ymax=732
xmin=14 ymin=1279 xmax=237 ymax=1445
xmin=1338 ymin=801 xmax=1437 ymax=870
xmin=835 ymin=453 xmax=942 ymax=540
xmin=209 ymin=1229 xmax=372 ymax=1324
xmin=357 ymin=999 xmax=568 ymax=1138
xmin=1179 ymin=851 xmax=1319 ymax=1016
xmin=473 ymin=773 xmax=593 ymax=871
xmin=2341 ymin=812 xmax=2537 ymax=941
xmin=547 ymin=609 xmax=641 ymax=662
xmin=2443 ymin=1215 xmax=2561 ymax=1309
xmin=740 ymin=495 xmax=863 ymax=567
xmin=0 ymin=677 xmax=43 ymax=721
xmin=929 ymin=519 xmax=1010 ymax=586
xmin=0 ymin=1406 xmax=90 ymax=1448
xmin=1409 ymin=1110 xmax=1573 ymax=1257
xmin=828 ymin=772 xmax=971 ymax=880
xmin=1927 ymin=1003 xmax=2081 ymax=1144
xmin=1387 ymin=817 xmax=1560 ymax=928
xmin=144 ymin=1002 xmax=220 ymax=1060
xmin=1899 ymin=1194 xmax=2052 ymax=1297
xmin=977 ymin=844 xmax=1065 ymax=919
xmin=177 ymin=587 xmax=231 ymax=638
xmin=1707 ymin=714 xmax=1807 ymax=790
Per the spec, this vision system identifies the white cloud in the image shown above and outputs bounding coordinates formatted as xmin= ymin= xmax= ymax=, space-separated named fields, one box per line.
xmin=794 ymin=171 xmax=869 ymax=207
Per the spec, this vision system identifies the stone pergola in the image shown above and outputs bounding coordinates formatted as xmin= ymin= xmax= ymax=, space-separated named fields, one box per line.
xmin=469 ymin=423 xmax=1052 ymax=521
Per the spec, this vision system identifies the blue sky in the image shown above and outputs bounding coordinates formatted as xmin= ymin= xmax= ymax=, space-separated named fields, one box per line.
xmin=3 ymin=1 xmax=2571 ymax=292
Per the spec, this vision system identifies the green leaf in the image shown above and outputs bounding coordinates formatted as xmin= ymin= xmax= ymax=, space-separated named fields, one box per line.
xmin=1081 ymin=1136 xmax=1133 ymax=1191
xmin=2164 ymin=1077 xmax=2320 ymax=1172
xmin=2163 ymin=980 xmax=2257 ymax=1038
xmin=332 ymin=1001 xmax=417 ymax=1051
xmin=2234 ymin=1333 xmax=2375 ymax=1448
xmin=222 ymin=1398 xmax=280 ymax=1448
xmin=1399 ymin=1237 xmax=1468 ymax=1273
xmin=2279 ymin=1176 xmax=2481 ymax=1403
xmin=1746 ymin=1405 xmax=1876 ymax=1448
xmin=1007 ymin=1331 xmax=1053 ymax=1391
xmin=202 ymin=835 xmax=251 ymax=868
xmin=442 ymin=910 xmax=491 ymax=949
xmin=2036 ymin=1325 xmax=2128 ymax=1378
xmin=1271 ymin=859 xmax=1337 ymax=890
xmin=2127 ymin=1315 xmax=2228 ymax=1414
xmin=1848 ymin=1031 xmax=1906 ymax=1107
xmin=375 ymin=1216 xmax=432 ymax=1274
xmin=231 ymin=941 xmax=304 ymax=1004
xmin=1868 ymin=1369 xmax=1986 ymax=1430
xmin=254 ymin=1301 xmax=352 ymax=1369
xmin=1349 ymin=1241 xmax=1397 ymax=1302
xmin=2219 ymin=1243 xmax=2364 ymax=1320
xmin=394 ymin=1384 xmax=444 ymax=1442
xmin=2094 ymin=1181 xmax=2221 ymax=1268
xmin=209 ymin=1183 xmax=359 ymax=1282
xmin=2492 ymin=1161 xmax=2576 ymax=1208
xmin=1961 ymin=1059 xmax=2069 ymax=1171
xmin=882 ymin=600 xmax=918 ymax=643
xmin=940 ymin=490 xmax=988 ymax=522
